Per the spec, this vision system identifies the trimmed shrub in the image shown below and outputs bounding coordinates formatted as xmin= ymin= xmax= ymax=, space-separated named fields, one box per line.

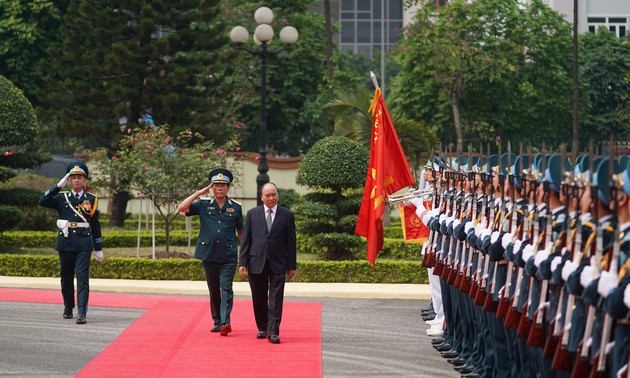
xmin=0 ymin=254 xmax=428 ymax=284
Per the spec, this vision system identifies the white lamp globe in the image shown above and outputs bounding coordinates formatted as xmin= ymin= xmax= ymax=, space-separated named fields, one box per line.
xmin=254 ymin=24 xmax=274 ymax=43
xmin=279 ymin=26 xmax=299 ymax=44
xmin=229 ymin=26 xmax=249 ymax=44
xmin=254 ymin=7 xmax=274 ymax=24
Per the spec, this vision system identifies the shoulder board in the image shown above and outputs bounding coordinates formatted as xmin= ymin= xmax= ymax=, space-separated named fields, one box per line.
xmin=60 ymin=191 xmax=70 ymax=194
xmin=605 ymin=225 xmax=614 ymax=233
xmin=584 ymin=221 xmax=595 ymax=229
xmin=199 ymin=196 xmax=213 ymax=201
xmin=228 ymin=198 xmax=241 ymax=206
xmin=85 ymin=192 xmax=97 ymax=197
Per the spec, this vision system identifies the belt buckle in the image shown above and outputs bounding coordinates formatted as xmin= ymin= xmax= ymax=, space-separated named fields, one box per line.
xmin=69 ymin=222 xmax=77 ymax=228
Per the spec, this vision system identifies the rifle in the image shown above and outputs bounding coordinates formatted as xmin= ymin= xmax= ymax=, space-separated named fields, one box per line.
xmin=483 ymin=145 xmax=504 ymax=313
xmin=544 ymin=146 xmax=571 ymax=358
xmin=517 ymin=147 xmax=539 ymax=338
xmin=553 ymin=153 xmax=587 ymax=371
xmin=506 ymin=145 xmax=529 ymax=329
xmin=475 ymin=146 xmax=497 ymax=306
xmin=433 ymin=146 xmax=448 ymax=276
xmin=572 ymin=146 xmax=599 ymax=378
xmin=421 ymin=149 xmax=437 ymax=268
xmin=469 ymin=153 xmax=488 ymax=300
xmin=472 ymin=150 xmax=491 ymax=304
xmin=497 ymin=143 xmax=516 ymax=319
xmin=528 ymin=148 xmax=552 ymax=347
xmin=590 ymin=140 xmax=619 ymax=378
xmin=459 ymin=147 xmax=477 ymax=294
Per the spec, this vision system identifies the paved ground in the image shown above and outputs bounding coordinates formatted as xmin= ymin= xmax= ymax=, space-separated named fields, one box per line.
xmin=0 ymin=278 xmax=458 ymax=377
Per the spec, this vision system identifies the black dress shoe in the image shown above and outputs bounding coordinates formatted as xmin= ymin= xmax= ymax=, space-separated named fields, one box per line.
xmin=441 ymin=350 xmax=459 ymax=358
xmin=435 ymin=343 xmax=452 ymax=351
xmin=76 ymin=313 xmax=86 ymax=324
xmin=211 ymin=325 xmax=220 ymax=332
xmin=268 ymin=335 xmax=280 ymax=344
xmin=256 ymin=331 xmax=267 ymax=339
xmin=63 ymin=307 xmax=73 ymax=319
xmin=431 ymin=337 xmax=445 ymax=345
xmin=454 ymin=364 xmax=474 ymax=374
xmin=448 ymin=357 xmax=467 ymax=366
xmin=422 ymin=314 xmax=436 ymax=321
xmin=460 ymin=373 xmax=480 ymax=378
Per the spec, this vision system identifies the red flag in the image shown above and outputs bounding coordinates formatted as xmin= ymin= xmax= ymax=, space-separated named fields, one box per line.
xmin=355 ymin=87 xmax=415 ymax=267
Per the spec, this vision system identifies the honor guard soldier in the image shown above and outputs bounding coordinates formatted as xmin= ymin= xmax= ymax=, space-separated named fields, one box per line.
xmin=38 ymin=161 xmax=103 ymax=324
xmin=178 ymin=168 xmax=243 ymax=336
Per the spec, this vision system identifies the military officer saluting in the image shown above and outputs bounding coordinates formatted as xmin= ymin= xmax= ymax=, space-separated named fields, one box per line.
xmin=38 ymin=161 xmax=103 ymax=324
xmin=178 ymin=168 xmax=243 ymax=336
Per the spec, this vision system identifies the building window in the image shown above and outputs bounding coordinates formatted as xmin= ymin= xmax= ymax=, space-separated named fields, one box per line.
xmin=587 ymin=16 xmax=629 ymax=38
xmin=338 ymin=0 xmax=404 ymax=58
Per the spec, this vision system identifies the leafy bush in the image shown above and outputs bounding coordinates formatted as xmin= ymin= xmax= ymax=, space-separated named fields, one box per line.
xmin=0 ymin=254 xmax=428 ymax=283
xmin=0 ymin=205 xmax=23 ymax=234
xmin=0 ymin=188 xmax=41 ymax=207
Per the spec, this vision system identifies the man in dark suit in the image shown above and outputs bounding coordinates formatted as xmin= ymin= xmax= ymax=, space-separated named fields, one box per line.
xmin=38 ymin=161 xmax=103 ymax=324
xmin=239 ymin=182 xmax=296 ymax=344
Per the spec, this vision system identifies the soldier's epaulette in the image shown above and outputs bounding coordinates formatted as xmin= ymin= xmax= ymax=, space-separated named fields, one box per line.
xmin=228 ymin=198 xmax=242 ymax=206
xmin=199 ymin=196 xmax=214 ymax=201
xmin=60 ymin=191 xmax=70 ymax=194
xmin=604 ymin=225 xmax=614 ymax=233
xmin=583 ymin=221 xmax=595 ymax=229
xmin=85 ymin=191 xmax=97 ymax=197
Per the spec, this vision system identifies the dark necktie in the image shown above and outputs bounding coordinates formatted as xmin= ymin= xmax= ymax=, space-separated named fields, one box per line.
xmin=75 ymin=193 xmax=80 ymax=201
xmin=266 ymin=209 xmax=273 ymax=232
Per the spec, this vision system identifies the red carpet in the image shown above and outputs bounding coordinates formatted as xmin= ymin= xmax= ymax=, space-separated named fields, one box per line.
xmin=0 ymin=288 xmax=322 ymax=377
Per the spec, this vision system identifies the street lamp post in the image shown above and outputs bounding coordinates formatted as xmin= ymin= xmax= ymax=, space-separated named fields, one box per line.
xmin=230 ymin=7 xmax=299 ymax=205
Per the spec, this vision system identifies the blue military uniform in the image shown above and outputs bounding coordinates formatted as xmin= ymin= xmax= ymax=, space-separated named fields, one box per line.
xmin=38 ymin=162 xmax=102 ymax=323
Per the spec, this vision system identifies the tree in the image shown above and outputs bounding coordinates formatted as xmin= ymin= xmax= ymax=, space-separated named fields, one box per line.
xmin=39 ymin=0 xmax=230 ymax=227
xmin=579 ymin=29 xmax=630 ymax=142
xmin=89 ymin=126 xmax=239 ymax=254
xmin=395 ymin=0 xmax=573 ymax=150
xmin=0 ymin=75 xmax=50 ymax=234
xmin=326 ymin=86 xmax=438 ymax=178
xmin=295 ymin=136 xmax=368 ymax=259
xmin=0 ymin=0 xmax=70 ymax=105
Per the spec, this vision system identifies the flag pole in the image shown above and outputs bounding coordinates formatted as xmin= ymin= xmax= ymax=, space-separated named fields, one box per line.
xmin=370 ymin=71 xmax=380 ymax=89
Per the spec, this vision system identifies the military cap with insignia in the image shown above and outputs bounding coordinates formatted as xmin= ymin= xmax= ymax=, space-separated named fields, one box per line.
xmin=66 ymin=161 xmax=89 ymax=179
xmin=593 ymin=158 xmax=622 ymax=206
xmin=209 ymin=168 xmax=233 ymax=184
xmin=544 ymin=154 xmax=571 ymax=193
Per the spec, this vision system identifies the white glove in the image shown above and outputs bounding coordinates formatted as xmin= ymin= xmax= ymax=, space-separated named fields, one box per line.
xmin=57 ymin=172 xmax=71 ymax=188
xmin=409 ymin=198 xmax=426 ymax=215
xmin=522 ymin=244 xmax=536 ymax=262
xmin=422 ymin=209 xmax=437 ymax=226
xmin=475 ymin=223 xmax=485 ymax=237
xmin=465 ymin=222 xmax=475 ymax=234
xmin=95 ymin=251 xmax=103 ymax=262
xmin=624 ymin=284 xmax=630 ymax=309
xmin=452 ymin=218 xmax=461 ymax=229
xmin=421 ymin=242 xmax=429 ymax=255
xmin=480 ymin=229 xmax=492 ymax=241
xmin=490 ymin=231 xmax=500 ymax=244
xmin=597 ymin=270 xmax=618 ymax=298
xmin=562 ymin=260 xmax=578 ymax=281
xmin=551 ymin=256 xmax=562 ymax=272
xmin=502 ymin=232 xmax=513 ymax=249
xmin=439 ymin=213 xmax=447 ymax=223
xmin=580 ymin=265 xmax=599 ymax=288
xmin=514 ymin=239 xmax=523 ymax=254
xmin=534 ymin=247 xmax=550 ymax=267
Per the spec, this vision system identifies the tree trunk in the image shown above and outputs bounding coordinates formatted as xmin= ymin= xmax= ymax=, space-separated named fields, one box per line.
xmin=109 ymin=190 xmax=130 ymax=228
xmin=451 ymin=95 xmax=464 ymax=153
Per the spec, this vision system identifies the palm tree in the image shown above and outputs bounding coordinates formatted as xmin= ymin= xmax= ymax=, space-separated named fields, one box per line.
xmin=325 ymin=86 xmax=439 ymax=180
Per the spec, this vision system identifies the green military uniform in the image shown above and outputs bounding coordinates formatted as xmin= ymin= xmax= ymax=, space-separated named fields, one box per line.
xmin=185 ymin=168 xmax=243 ymax=333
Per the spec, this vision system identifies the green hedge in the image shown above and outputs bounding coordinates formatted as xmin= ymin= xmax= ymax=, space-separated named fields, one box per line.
xmin=0 ymin=255 xmax=428 ymax=284
xmin=1 ymin=230 xmax=424 ymax=261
